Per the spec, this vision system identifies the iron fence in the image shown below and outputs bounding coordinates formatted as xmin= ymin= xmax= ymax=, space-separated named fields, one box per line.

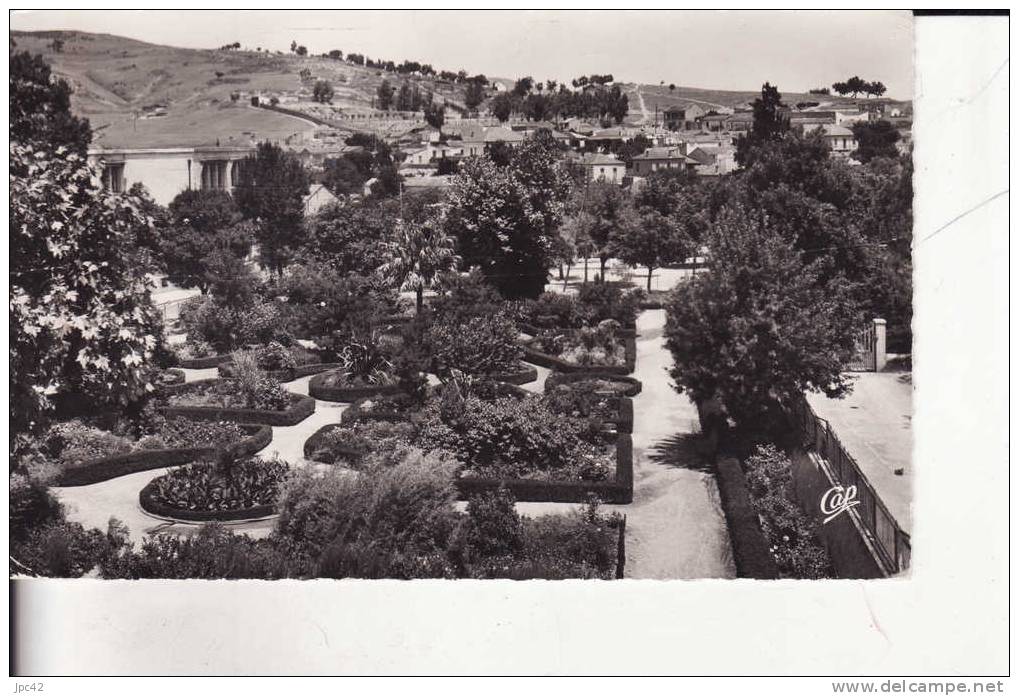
xmin=792 ymin=398 xmax=911 ymax=574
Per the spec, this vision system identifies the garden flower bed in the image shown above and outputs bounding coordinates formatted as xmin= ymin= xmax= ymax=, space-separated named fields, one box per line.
xmin=155 ymin=368 xmax=186 ymax=388
xmin=158 ymin=378 xmax=316 ymax=426
xmin=321 ymin=385 xmax=634 ymax=503
xmin=176 ymin=352 xmax=234 ymax=369
xmin=511 ymin=287 xmax=641 ymax=337
xmin=542 ymin=375 xmax=638 ymax=434
xmin=139 ymin=456 xmax=288 ymax=522
xmin=216 ymin=342 xmax=332 ymax=382
xmin=482 ymin=360 xmax=538 ymax=386
xmin=522 ymin=323 xmax=637 ymax=375
xmin=38 ymin=416 xmax=273 ymax=487
xmin=307 ymin=369 xmax=406 ymax=402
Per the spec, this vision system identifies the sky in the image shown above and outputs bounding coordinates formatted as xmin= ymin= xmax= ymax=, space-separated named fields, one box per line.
xmin=10 ymin=10 xmax=915 ymax=99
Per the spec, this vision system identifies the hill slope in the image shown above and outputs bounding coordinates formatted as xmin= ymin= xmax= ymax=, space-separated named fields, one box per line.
xmin=12 ymin=30 xmax=910 ymax=146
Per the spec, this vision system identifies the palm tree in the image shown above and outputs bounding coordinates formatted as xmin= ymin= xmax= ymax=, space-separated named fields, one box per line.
xmin=380 ymin=215 xmax=459 ymax=313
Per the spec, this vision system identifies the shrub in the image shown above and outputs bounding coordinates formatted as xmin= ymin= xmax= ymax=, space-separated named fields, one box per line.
xmin=534 ymin=320 xmax=625 ymax=367
xmin=337 ymin=334 xmax=395 ymax=385
xmin=430 ymin=270 xmax=504 ymax=324
xmin=309 ymin=420 xmax=418 ymax=466
xmin=225 ymin=354 xmax=292 ymax=410
xmin=43 ymin=420 xmax=134 ymax=468
xmin=173 ymin=337 xmax=216 ymax=361
xmin=451 ymin=488 xmax=524 ymax=565
xmin=11 ymin=518 xmax=128 ymax=578
xmin=252 ymin=341 xmax=297 ymax=371
xmin=576 ymin=282 xmax=640 ymax=325
xmin=10 ymin=472 xmax=63 ymax=540
xmin=542 ymin=380 xmax=621 ymax=421
xmin=514 ymin=292 xmax=584 ymax=328
xmin=181 ymin=297 xmax=289 ymax=353
xmin=743 ymin=445 xmax=834 ymax=579
xmin=147 ymin=455 xmax=289 ymax=512
xmin=428 ymin=314 xmax=522 ymax=376
xmin=275 ymin=449 xmax=458 ymax=560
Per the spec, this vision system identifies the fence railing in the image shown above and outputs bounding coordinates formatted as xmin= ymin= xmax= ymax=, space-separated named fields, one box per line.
xmin=615 ymin=514 xmax=627 ymax=579
xmin=791 ymin=398 xmax=911 ymax=575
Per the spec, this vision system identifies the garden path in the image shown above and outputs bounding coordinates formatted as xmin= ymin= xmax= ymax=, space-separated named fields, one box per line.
xmin=510 ymin=309 xmax=737 ymax=579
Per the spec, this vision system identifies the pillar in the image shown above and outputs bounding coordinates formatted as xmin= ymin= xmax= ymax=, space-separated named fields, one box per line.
xmin=873 ymin=318 xmax=887 ymax=372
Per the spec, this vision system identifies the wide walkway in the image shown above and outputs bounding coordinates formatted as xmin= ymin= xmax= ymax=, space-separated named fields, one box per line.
xmin=621 ymin=310 xmax=735 ymax=579
xmin=807 ymin=371 xmax=913 ymax=533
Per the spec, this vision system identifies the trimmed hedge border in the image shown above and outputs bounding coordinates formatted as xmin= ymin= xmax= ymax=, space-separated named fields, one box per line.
xmin=715 ymin=456 xmax=780 ymax=579
xmin=158 ymin=379 xmax=316 ymax=426
xmin=518 ymin=320 xmax=638 ymax=339
xmin=218 ymin=361 xmax=340 ymax=383
xmin=308 ymin=370 xmax=407 ymax=402
xmin=521 ymin=336 xmax=637 ymax=375
xmin=484 ymin=361 xmax=538 ymax=386
xmin=54 ymin=425 xmax=273 ymax=487
xmin=544 ymin=371 xmax=643 ymax=397
xmin=139 ymin=480 xmax=276 ymax=523
xmin=176 ymin=353 xmax=233 ymax=369
xmin=455 ymin=433 xmax=634 ymax=504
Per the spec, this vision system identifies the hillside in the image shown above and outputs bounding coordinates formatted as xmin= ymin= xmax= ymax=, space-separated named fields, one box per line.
xmin=12 ymin=30 xmax=911 ymax=147
xmin=10 ymin=30 xmax=486 ymax=147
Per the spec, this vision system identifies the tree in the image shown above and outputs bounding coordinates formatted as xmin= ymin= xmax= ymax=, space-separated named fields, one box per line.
xmin=10 ymin=142 xmax=163 ymax=437
xmin=665 ymin=205 xmax=859 ymax=432
xmin=300 ymin=199 xmax=395 ymax=279
xmin=322 ymin=154 xmax=371 ymax=196
xmin=377 ymin=79 xmax=395 ymax=110
xmin=867 ymin=80 xmax=887 ymax=98
xmin=736 ymin=82 xmax=790 ymax=166
xmin=512 ymin=76 xmax=534 ymax=97
xmin=490 ymin=92 xmax=514 ymax=122
xmin=580 ymin=180 xmax=635 ymax=278
xmin=313 ymin=80 xmax=334 ymax=103
xmin=10 ymin=51 xmax=91 ymax=157
xmin=669 ymin=83 xmax=676 ymax=91
xmin=445 ymin=136 xmax=572 ymax=298
xmin=851 ymin=120 xmax=901 ymax=163
xmin=424 ymin=101 xmax=445 ymax=130
xmin=380 ymin=215 xmax=459 ymax=313
xmin=464 ymin=78 xmax=485 ymax=111
xmin=157 ymin=190 xmax=254 ymax=293
xmin=233 ymin=142 xmax=310 ymax=275
xmin=296 ymin=45 xmax=308 ymax=57
xmin=614 ymin=210 xmax=690 ymax=291
xmin=559 ymin=212 xmax=597 ymax=283
xmin=328 ymin=49 xmax=343 ymax=60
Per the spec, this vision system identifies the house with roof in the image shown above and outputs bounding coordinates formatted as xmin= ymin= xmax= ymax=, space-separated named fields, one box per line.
xmin=457 ymin=125 xmax=525 ymax=157
xmin=564 ymin=118 xmax=595 ymax=136
xmin=724 ymin=111 xmax=754 ymax=132
xmin=629 ymin=146 xmax=699 ymax=177
xmin=818 ymin=124 xmax=858 ymax=157
xmin=663 ymin=104 xmax=707 ymax=131
xmin=580 ymin=152 xmax=626 ymax=184
xmin=303 ymin=184 xmax=341 ymax=217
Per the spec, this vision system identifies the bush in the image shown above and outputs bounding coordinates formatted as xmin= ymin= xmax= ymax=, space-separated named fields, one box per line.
xmin=11 ymin=518 xmax=128 ymax=578
xmin=252 ymin=341 xmax=298 ymax=371
xmin=43 ymin=420 xmax=134 ymax=467
xmin=576 ymin=282 xmax=640 ymax=325
xmin=417 ymin=393 xmax=612 ymax=481
xmin=430 ymin=270 xmax=504 ymax=324
xmin=308 ymin=420 xmax=418 ymax=466
xmin=743 ymin=445 xmax=834 ymax=579
xmin=513 ymin=292 xmax=585 ymax=329
xmin=275 ymin=449 xmax=459 ymax=561
xmin=428 ymin=314 xmax=522 ymax=376
xmin=146 ymin=455 xmax=289 ymax=513
xmin=542 ymin=379 xmax=622 ymax=422
xmin=534 ymin=320 xmax=626 ymax=367
xmin=180 ymin=297 xmax=289 ymax=353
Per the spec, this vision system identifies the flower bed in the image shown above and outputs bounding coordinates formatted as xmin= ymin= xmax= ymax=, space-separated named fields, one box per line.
xmin=544 ymin=371 xmax=643 ymax=397
xmin=483 ymin=361 xmax=538 ymax=386
xmin=542 ymin=376 xmax=636 ymax=434
xmin=307 ymin=369 xmax=405 ymax=402
xmin=158 ymin=379 xmax=315 ymax=426
xmin=304 ymin=420 xmax=418 ymax=466
xmin=54 ymin=424 xmax=272 ymax=487
xmin=511 ymin=288 xmax=641 ymax=337
xmin=177 ymin=352 xmax=233 ymax=369
xmin=155 ymin=368 xmax=186 ymax=388
xmin=522 ymin=327 xmax=637 ymax=375
xmin=334 ymin=388 xmax=634 ymax=503
xmin=139 ymin=456 xmax=288 ymax=522
xmin=219 ymin=361 xmax=339 ymax=382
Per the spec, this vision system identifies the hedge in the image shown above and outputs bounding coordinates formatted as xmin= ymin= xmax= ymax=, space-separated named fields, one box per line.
xmin=218 ymin=361 xmax=340 ymax=383
xmin=714 ymin=456 xmax=780 ymax=579
xmin=543 ymin=371 xmax=643 ymax=397
xmin=176 ymin=353 xmax=233 ymax=369
xmin=138 ymin=481 xmax=276 ymax=523
xmin=484 ymin=361 xmax=538 ymax=386
xmin=455 ymin=433 xmax=634 ymax=503
xmin=521 ymin=336 xmax=637 ymax=375
xmin=518 ymin=320 xmax=637 ymax=339
xmin=308 ymin=370 xmax=408 ymax=402
xmin=158 ymin=379 xmax=316 ymax=426
xmin=54 ymin=425 xmax=273 ymax=487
